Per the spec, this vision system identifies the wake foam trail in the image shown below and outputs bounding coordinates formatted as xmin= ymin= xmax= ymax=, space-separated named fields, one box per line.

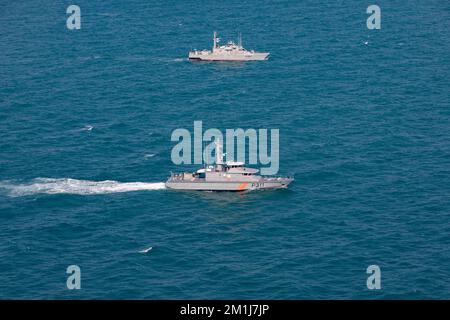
xmin=0 ymin=178 xmax=166 ymax=197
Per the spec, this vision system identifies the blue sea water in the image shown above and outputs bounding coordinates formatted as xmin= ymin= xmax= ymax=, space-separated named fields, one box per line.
xmin=0 ymin=0 xmax=449 ymax=299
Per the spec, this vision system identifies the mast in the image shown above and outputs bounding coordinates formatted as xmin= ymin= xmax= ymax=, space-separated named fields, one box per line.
xmin=213 ymin=31 xmax=217 ymax=52
xmin=215 ymin=138 xmax=223 ymax=170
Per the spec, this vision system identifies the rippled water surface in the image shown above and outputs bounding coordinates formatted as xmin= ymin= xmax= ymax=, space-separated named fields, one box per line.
xmin=0 ymin=0 xmax=449 ymax=299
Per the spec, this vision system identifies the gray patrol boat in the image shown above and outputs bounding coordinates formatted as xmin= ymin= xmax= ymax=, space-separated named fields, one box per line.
xmin=188 ymin=32 xmax=270 ymax=61
xmin=165 ymin=140 xmax=293 ymax=192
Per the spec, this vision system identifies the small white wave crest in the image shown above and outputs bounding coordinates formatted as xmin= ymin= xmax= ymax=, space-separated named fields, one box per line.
xmin=0 ymin=178 xmax=166 ymax=197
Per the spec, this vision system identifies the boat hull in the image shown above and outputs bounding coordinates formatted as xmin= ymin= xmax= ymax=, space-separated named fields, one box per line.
xmin=165 ymin=178 xmax=293 ymax=192
xmin=188 ymin=52 xmax=270 ymax=61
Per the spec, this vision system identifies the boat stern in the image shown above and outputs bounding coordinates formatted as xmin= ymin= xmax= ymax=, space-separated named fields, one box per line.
xmin=188 ymin=50 xmax=211 ymax=60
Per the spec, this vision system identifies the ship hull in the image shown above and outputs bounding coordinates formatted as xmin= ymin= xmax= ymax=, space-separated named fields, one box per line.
xmin=188 ymin=52 xmax=269 ymax=61
xmin=165 ymin=178 xmax=293 ymax=192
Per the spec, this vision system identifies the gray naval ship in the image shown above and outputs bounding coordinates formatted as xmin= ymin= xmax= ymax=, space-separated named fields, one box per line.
xmin=166 ymin=140 xmax=293 ymax=192
xmin=188 ymin=32 xmax=270 ymax=61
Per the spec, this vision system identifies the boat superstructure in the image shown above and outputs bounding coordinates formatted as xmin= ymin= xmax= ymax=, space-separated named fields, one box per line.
xmin=165 ymin=140 xmax=293 ymax=191
xmin=188 ymin=32 xmax=270 ymax=61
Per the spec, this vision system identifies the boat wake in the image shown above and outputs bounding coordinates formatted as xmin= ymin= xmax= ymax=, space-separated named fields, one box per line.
xmin=0 ymin=178 xmax=166 ymax=197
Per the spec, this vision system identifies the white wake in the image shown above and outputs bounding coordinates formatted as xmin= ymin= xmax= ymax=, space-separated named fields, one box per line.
xmin=0 ymin=178 xmax=166 ymax=197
